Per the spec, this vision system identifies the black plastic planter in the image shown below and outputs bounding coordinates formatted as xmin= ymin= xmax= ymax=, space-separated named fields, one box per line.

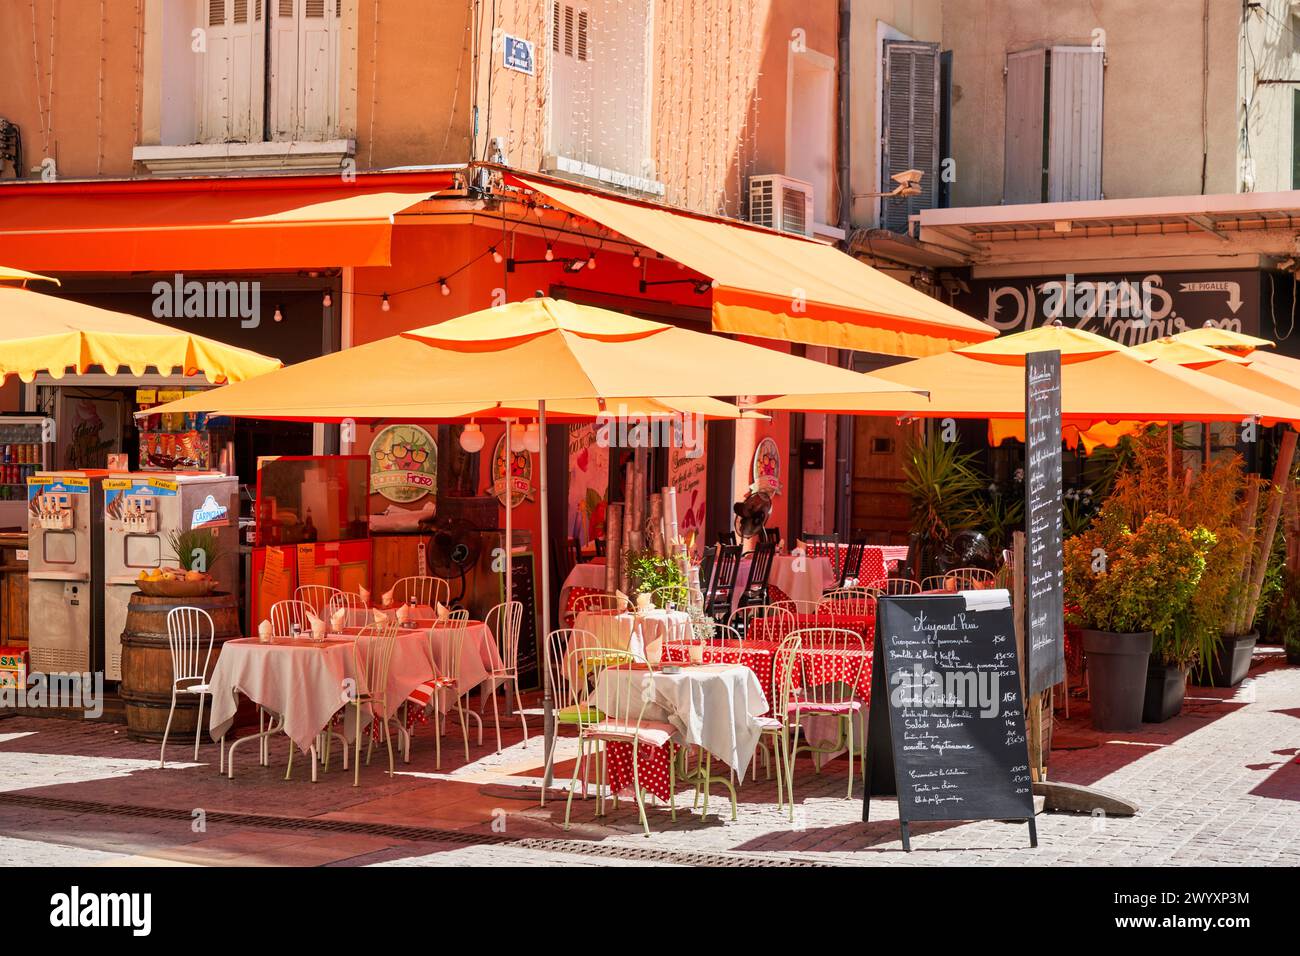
xmin=1202 ymin=632 xmax=1258 ymax=688
xmin=1082 ymin=630 xmax=1153 ymax=731
xmin=1142 ymin=661 xmax=1186 ymax=723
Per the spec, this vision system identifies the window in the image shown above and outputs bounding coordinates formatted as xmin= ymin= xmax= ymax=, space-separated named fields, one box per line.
xmin=1293 ymin=90 xmax=1300 ymax=189
xmin=198 ymin=0 xmax=340 ymax=144
xmin=880 ymin=40 xmax=941 ymax=233
xmin=546 ymin=0 xmax=655 ymax=192
xmin=787 ymin=48 xmax=836 ymax=229
xmin=1004 ymin=46 xmax=1103 ymax=204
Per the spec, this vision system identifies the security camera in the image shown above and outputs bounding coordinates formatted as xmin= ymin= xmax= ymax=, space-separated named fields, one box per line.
xmin=891 ymin=169 xmax=924 ymax=195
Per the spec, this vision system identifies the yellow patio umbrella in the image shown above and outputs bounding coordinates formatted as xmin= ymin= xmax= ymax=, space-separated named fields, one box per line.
xmin=1172 ymin=327 xmax=1274 ymax=353
xmin=142 ymin=296 xmax=922 ymax=781
xmin=0 ymin=266 xmax=60 ymax=286
xmin=1130 ymin=337 xmax=1250 ymax=368
xmin=953 ymin=324 xmax=1123 ymax=365
xmin=0 ymin=284 xmax=282 ymax=384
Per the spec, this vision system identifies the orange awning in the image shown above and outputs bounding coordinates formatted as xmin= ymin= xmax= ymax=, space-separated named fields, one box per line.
xmin=0 ymin=176 xmax=450 ymax=272
xmin=510 ymin=174 xmax=995 ymax=357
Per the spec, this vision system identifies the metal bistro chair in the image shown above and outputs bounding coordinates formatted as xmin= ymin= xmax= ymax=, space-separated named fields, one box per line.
xmin=539 ymin=627 xmax=601 ymax=807
xmin=862 ymin=576 xmax=922 ymax=596
xmin=817 ymin=586 xmax=876 ymax=623
xmin=756 ymin=630 xmax=804 ymax=817
xmin=564 ymin=644 xmax=674 ymax=838
xmin=295 ymin=584 xmax=342 ymax=619
xmin=388 ymin=575 xmax=451 ymax=610
xmin=838 ymin=539 xmax=867 ymax=588
xmin=159 ymin=606 xmax=224 ymax=771
xmin=705 ymin=543 xmax=743 ymax=620
xmin=727 ymin=602 xmax=796 ymax=643
xmin=922 ymin=567 xmax=997 ymax=592
xmin=309 ymin=621 xmax=398 ymax=786
xmin=785 ymin=627 xmax=868 ymax=803
xmin=571 ymin=590 xmax=632 ymax=616
xmin=483 ymin=600 xmax=527 ymax=753
xmin=270 ymin=599 xmax=314 ymax=638
xmin=735 ymin=540 xmax=777 ymax=612
xmin=404 ymin=609 xmax=474 ymax=767
xmin=328 ymin=590 xmax=372 ymax=629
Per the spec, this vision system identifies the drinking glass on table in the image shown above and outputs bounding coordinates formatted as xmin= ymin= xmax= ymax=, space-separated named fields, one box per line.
xmin=688 ymin=641 xmax=704 ymax=665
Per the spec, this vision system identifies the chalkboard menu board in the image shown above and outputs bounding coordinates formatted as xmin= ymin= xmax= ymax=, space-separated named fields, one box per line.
xmin=864 ymin=592 xmax=1037 ymax=851
xmin=1024 ymin=350 xmax=1065 ymax=695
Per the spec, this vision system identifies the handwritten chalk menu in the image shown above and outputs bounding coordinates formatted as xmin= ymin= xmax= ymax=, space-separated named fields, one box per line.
xmin=1024 ymin=349 xmax=1066 ymax=695
xmin=864 ymin=592 xmax=1037 ymax=851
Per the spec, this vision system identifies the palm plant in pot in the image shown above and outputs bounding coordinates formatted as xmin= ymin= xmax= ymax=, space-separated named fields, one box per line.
xmin=1065 ymin=510 xmax=1206 ymax=731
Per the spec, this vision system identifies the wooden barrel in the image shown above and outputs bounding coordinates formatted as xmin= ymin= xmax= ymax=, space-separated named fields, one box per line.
xmin=118 ymin=591 xmax=241 ymax=742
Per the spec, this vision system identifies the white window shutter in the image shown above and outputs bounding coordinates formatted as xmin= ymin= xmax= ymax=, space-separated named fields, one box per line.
xmin=269 ymin=0 xmax=338 ymax=141
xmin=1047 ymin=46 xmax=1103 ymax=201
xmin=198 ymin=0 xmax=265 ymax=143
xmin=1003 ymin=48 xmax=1047 ymax=204
xmin=880 ymin=40 xmax=940 ymax=233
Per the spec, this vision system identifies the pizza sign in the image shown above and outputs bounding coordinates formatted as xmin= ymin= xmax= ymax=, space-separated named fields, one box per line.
xmin=490 ymin=434 xmax=534 ymax=508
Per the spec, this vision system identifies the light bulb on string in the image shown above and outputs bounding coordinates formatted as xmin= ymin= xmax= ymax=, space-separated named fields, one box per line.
xmin=586 ymin=254 xmax=597 ymax=270
xmin=439 ymin=279 xmax=450 ymax=296
xmin=273 ymin=304 xmax=283 ymax=323
xmin=632 ymin=250 xmax=641 ymax=268
xmin=321 ymin=291 xmax=332 ymax=308
xmin=491 ymin=247 xmax=503 ymax=264
xmin=381 ymin=294 xmax=391 ymax=312
xmin=458 ymin=422 xmax=485 ymax=454
xmin=545 ymin=244 xmax=554 ymax=261
xmin=523 ymin=423 xmax=541 ymax=454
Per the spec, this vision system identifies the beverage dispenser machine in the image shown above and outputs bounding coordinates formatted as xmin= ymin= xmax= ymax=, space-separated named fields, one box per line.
xmin=27 ymin=471 xmax=107 ymax=675
xmin=102 ymin=473 xmax=239 ymax=681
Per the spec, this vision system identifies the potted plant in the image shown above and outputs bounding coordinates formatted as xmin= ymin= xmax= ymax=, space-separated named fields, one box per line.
xmin=624 ymin=549 xmax=687 ymax=608
xmin=1065 ymin=510 xmax=1205 ymax=731
xmin=902 ymin=437 xmax=983 ymax=578
xmin=137 ymin=528 xmax=225 ymax=597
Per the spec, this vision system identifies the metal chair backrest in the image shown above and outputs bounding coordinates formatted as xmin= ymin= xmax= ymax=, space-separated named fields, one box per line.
xmin=838 ymin=540 xmax=867 ymax=588
xmin=575 ymin=644 xmax=652 ymax=734
xmin=946 ymin=566 xmax=997 ymax=590
xmin=270 ymin=599 xmax=314 ymax=637
xmin=803 ymin=533 xmax=841 ymax=578
xmin=486 ymin=600 xmax=524 ymax=676
xmin=788 ymin=626 xmax=866 ymax=709
xmin=328 ymin=590 xmax=371 ymax=628
xmin=771 ymin=630 xmax=805 ymax=719
xmin=351 ymin=621 xmax=400 ymax=710
xmin=166 ymin=606 xmax=215 ymax=687
xmin=427 ymin=608 xmax=471 ymax=684
xmin=392 ymin=575 xmax=450 ymax=608
xmin=571 ymin=591 xmax=631 ymax=616
xmin=773 ymin=598 xmax=821 ymax=617
xmin=862 ymin=576 xmax=921 ymax=596
xmin=706 ymin=543 xmax=743 ymax=618
xmin=728 ymin=602 xmax=796 ymax=642
xmin=817 ymin=587 xmax=876 ymax=622
xmin=295 ymin=585 xmax=342 ymax=617
xmin=548 ymin=627 xmax=595 ymax=717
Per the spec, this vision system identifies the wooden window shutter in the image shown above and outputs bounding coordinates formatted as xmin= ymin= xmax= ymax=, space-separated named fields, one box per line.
xmin=1047 ymin=46 xmax=1103 ymax=201
xmin=577 ymin=10 xmax=588 ymax=61
xmin=880 ymin=40 xmax=940 ymax=234
xmin=1003 ymin=48 xmax=1047 ymax=204
xmin=209 ymin=0 xmax=226 ymax=27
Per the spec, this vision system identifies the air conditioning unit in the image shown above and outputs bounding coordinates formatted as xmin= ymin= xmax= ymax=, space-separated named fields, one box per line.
xmin=748 ymin=174 xmax=814 ymax=237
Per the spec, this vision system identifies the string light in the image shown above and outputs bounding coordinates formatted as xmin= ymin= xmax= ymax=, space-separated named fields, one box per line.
xmin=458 ymin=421 xmax=485 ymax=453
xmin=545 ymin=244 xmax=554 ymax=261
xmin=586 ymin=254 xmax=597 ymax=270
xmin=632 ymin=250 xmax=641 ymax=267
xmin=273 ymin=304 xmax=283 ymax=323
xmin=381 ymin=293 xmax=390 ymax=312
xmin=439 ymin=279 xmax=451 ymax=296
xmin=321 ymin=291 xmax=332 ymax=308
xmin=491 ymin=246 xmax=503 ymax=264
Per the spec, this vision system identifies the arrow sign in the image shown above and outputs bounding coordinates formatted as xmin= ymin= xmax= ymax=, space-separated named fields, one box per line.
xmin=1179 ymin=280 xmax=1243 ymax=314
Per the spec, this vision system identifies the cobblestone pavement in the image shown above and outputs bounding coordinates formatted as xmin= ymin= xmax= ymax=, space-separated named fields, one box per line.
xmin=0 ymin=649 xmax=1297 ymax=867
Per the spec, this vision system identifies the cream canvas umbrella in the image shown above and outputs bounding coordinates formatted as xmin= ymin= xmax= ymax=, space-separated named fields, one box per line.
xmin=143 ymin=296 xmax=924 ymax=783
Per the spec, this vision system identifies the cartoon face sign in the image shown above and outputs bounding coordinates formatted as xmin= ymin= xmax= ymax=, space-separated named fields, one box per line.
xmin=369 ymin=425 xmax=437 ymax=503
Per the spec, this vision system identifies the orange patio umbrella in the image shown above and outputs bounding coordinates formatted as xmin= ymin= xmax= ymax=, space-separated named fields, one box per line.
xmin=143 ymin=296 xmax=922 ymax=779
xmin=0 ymin=283 xmax=282 ymax=385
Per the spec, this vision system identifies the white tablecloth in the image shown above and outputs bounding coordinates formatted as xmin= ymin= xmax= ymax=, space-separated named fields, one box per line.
xmin=571 ymin=609 xmax=692 ymax=661
xmin=559 ymin=561 xmax=608 ymax=611
xmin=208 ymin=622 xmax=501 ymax=751
xmin=590 ymin=663 xmax=768 ymax=777
xmin=733 ymin=554 xmax=834 ymax=611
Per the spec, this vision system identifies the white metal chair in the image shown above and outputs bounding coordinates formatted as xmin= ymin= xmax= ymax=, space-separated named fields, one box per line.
xmin=387 ymin=575 xmax=450 ymax=609
xmin=295 ymin=584 xmax=342 ymax=618
xmin=327 ymin=590 xmax=371 ymax=629
xmin=921 ymin=567 xmax=996 ymax=592
xmin=755 ymin=630 xmax=803 ymax=817
xmin=650 ymin=583 xmax=691 ymax=610
xmin=159 ymin=606 xmax=223 ymax=771
xmin=772 ymin=598 xmax=821 ymax=617
xmin=862 ymin=576 xmax=921 ymax=596
xmin=785 ymin=627 xmax=868 ymax=803
xmin=405 ymin=609 xmax=480 ymax=766
xmin=270 ymin=599 xmax=314 ymax=637
xmin=564 ymin=644 xmax=672 ymax=837
xmin=571 ymin=591 xmax=632 ymax=616
xmin=482 ymin=600 xmax=527 ymax=753
xmin=817 ymin=587 xmax=876 ymax=621
xmin=315 ymin=621 xmax=400 ymax=787
xmin=538 ymin=627 xmax=598 ymax=806
xmin=728 ymin=603 xmax=796 ymax=642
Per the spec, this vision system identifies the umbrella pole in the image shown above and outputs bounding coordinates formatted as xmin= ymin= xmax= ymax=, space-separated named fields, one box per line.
xmin=539 ymin=401 xmax=555 ymax=788
xmin=504 ymin=418 xmax=513 ymax=612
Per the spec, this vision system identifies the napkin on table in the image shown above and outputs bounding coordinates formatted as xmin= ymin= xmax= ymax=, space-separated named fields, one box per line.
xmin=257 ymin=619 xmax=273 ymax=643
xmin=396 ymin=603 xmax=411 ymax=624
xmin=615 ymin=590 xmax=631 ymax=610
xmin=306 ymin=611 xmax=327 ymax=641
xmin=359 ymin=585 xmax=370 ymax=605
xmin=372 ymin=609 xmax=389 ymax=624
xmin=435 ymin=602 xmax=450 ymax=622
xmin=381 ymin=587 xmax=395 ymax=607
xmin=330 ymin=607 xmax=347 ymax=632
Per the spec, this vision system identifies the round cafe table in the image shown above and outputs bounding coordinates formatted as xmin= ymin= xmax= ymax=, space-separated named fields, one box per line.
xmin=733 ymin=554 xmax=834 ymax=612
xmin=570 ymin=608 xmax=691 ymax=664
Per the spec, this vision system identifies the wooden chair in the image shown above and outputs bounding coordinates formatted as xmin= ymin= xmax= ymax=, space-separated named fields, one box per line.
xmin=704 ymin=544 xmax=742 ymax=620
xmin=735 ymin=540 xmax=777 ymax=611
xmin=838 ymin=540 xmax=867 ymax=588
